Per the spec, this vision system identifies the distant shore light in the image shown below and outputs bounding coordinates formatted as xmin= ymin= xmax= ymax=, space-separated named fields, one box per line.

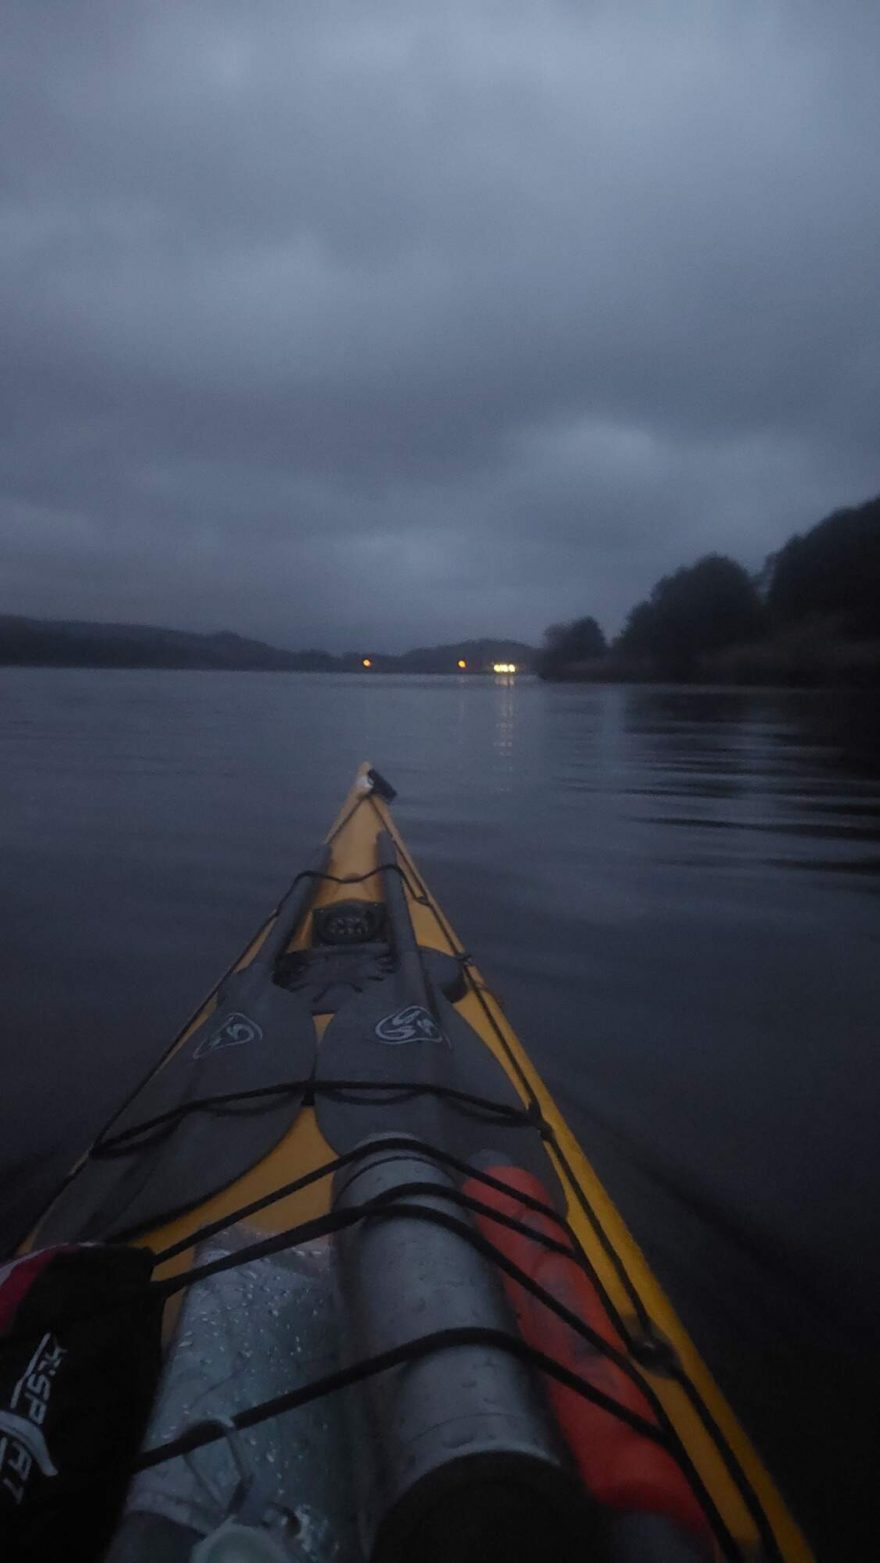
xmin=492 ymin=661 xmax=517 ymax=674
xmin=457 ymin=658 xmax=467 ymax=669
xmin=362 ymin=657 xmax=372 ymax=668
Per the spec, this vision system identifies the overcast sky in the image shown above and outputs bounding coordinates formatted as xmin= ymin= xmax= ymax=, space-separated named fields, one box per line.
xmin=1 ymin=2 xmax=879 ymax=651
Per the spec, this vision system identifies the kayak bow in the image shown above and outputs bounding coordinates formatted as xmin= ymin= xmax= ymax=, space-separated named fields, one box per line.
xmin=18 ymin=764 xmax=810 ymax=1562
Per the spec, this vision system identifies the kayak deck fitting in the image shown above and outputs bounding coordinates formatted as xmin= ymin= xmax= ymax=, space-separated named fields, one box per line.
xmin=13 ymin=765 xmax=810 ymax=1562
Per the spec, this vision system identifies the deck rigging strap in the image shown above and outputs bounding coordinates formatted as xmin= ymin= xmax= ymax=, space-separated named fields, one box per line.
xmin=91 ymin=1077 xmax=548 ymax=1158
xmin=134 ymin=1324 xmax=659 ymax=1459
xmin=150 ymin=1182 xmax=693 ymax=1467
xmin=152 ymin=1130 xmax=565 ymax=1262
xmin=288 ymin=858 xmax=425 ymax=902
xmin=136 ymin=1188 xmax=736 ymax=1558
xmin=130 ymin=1337 xmax=737 ymax=1559
xmin=151 ymin=1180 xmax=685 ymax=1421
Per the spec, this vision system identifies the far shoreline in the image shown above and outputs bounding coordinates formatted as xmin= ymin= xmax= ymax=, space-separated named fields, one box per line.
xmin=3 ymin=659 xmax=877 ymax=692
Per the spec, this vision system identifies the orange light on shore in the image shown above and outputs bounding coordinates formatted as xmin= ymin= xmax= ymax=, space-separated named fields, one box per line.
xmin=457 ymin=658 xmax=467 ymax=670
xmin=362 ymin=657 xmax=372 ymax=668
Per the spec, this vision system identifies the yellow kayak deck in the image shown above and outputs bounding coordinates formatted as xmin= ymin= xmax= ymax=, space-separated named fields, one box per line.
xmin=30 ymin=763 xmax=810 ymax=1561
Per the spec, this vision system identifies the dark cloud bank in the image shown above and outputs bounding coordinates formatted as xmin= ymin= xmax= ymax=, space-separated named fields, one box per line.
xmin=2 ymin=1 xmax=879 ymax=651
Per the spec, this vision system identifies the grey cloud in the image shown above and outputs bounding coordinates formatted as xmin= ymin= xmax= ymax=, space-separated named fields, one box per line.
xmin=2 ymin=1 xmax=879 ymax=649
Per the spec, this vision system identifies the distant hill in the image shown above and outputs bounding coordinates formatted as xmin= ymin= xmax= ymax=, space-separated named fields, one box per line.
xmin=0 ymin=616 xmax=327 ymax=671
xmin=0 ymin=617 xmax=536 ymax=673
xmin=344 ymin=639 xmax=535 ymax=673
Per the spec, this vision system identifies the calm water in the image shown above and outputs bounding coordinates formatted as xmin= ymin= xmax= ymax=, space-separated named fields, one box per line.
xmin=2 ymin=668 xmax=878 ymax=1556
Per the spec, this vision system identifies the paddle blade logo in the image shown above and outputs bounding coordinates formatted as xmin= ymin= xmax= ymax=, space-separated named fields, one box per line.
xmin=375 ymin=1005 xmax=447 ymax=1046
xmin=193 ymin=1011 xmax=263 ymax=1060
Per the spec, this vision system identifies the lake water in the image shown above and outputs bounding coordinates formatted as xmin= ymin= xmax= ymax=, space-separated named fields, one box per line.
xmin=1 ymin=667 xmax=878 ymax=1557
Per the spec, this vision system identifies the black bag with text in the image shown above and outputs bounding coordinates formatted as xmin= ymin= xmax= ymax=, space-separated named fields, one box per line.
xmin=0 ymin=1244 xmax=161 ymax=1561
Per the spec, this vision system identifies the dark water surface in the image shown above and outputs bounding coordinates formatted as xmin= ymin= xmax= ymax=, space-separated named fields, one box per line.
xmin=2 ymin=668 xmax=878 ymax=1557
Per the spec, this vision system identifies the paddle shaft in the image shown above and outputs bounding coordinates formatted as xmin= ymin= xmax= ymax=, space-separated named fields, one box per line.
xmin=377 ymin=831 xmax=434 ymax=1012
xmin=250 ymin=843 xmax=331 ymax=969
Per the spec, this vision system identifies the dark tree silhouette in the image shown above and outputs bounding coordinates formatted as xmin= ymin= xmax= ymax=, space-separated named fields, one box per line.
xmin=537 ymin=616 xmax=607 ymax=677
xmin=617 ymin=554 xmax=764 ymax=678
xmin=766 ymin=497 xmax=880 ymax=638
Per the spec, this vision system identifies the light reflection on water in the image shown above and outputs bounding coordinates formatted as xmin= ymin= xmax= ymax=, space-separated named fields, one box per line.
xmin=491 ymin=673 xmax=517 ymax=788
xmin=0 ymin=668 xmax=877 ymax=1557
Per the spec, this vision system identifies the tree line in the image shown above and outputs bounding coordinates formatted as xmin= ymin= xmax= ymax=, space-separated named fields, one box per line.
xmin=538 ymin=493 xmax=880 ymax=684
